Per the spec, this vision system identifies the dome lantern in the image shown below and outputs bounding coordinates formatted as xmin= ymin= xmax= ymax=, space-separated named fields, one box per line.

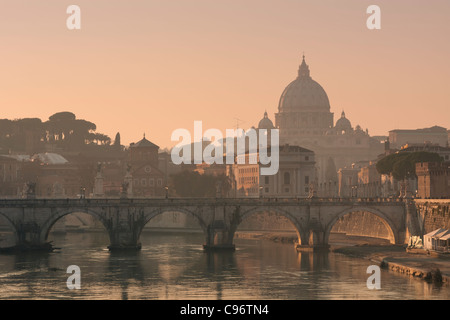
xmin=298 ymin=54 xmax=311 ymax=79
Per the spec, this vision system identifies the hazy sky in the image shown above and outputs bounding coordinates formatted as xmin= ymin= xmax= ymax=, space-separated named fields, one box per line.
xmin=1 ymin=1 xmax=449 ymax=148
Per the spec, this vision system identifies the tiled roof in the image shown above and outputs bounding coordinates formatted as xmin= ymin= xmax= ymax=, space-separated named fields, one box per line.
xmin=131 ymin=137 xmax=159 ymax=149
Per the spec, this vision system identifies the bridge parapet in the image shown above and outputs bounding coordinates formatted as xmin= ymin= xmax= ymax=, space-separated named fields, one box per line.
xmin=0 ymin=197 xmax=406 ymax=211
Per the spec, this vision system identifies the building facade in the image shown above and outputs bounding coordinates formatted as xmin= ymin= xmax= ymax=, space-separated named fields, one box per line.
xmin=0 ymin=155 xmax=23 ymax=197
xmin=389 ymin=126 xmax=448 ymax=150
xmin=128 ymin=135 xmax=166 ymax=197
xmin=230 ymin=145 xmax=316 ymax=198
xmin=416 ymin=162 xmax=450 ymax=199
xmin=273 ymin=55 xmax=384 ymax=185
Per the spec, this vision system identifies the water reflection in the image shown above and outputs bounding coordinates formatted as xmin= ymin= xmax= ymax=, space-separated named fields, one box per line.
xmin=0 ymin=232 xmax=448 ymax=300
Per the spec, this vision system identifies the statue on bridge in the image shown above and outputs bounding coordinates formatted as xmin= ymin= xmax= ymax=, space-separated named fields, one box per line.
xmin=215 ymin=181 xmax=222 ymax=198
xmin=123 ymin=164 xmax=133 ymax=197
xmin=399 ymin=180 xmax=413 ymax=199
xmin=23 ymin=182 xmax=36 ymax=199
xmin=308 ymin=182 xmax=317 ymax=198
xmin=121 ymin=182 xmax=129 ymax=198
xmin=94 ymin=162 xmax=104 ymax=197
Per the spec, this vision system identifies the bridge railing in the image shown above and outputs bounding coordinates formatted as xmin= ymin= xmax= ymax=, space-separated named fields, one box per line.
xmin=0 ymin=196 xmax=405 ymax=207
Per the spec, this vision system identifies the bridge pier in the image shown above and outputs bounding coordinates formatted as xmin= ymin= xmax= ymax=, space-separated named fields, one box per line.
xmin=2 ymin=222 xmax=54 ymax=252
xmin=203 ymin=220 xmax=235 ymax=251
xmin=107 ymin=226 xmax=142 ymax=251
xmin=107 ymin=210 xmax=145 ymax=252
xmin=296 ymin=229 xmax=330 ymax=253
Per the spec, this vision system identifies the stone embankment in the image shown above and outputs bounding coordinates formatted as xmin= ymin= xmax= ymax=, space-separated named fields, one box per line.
xmin=332 ymin=244 xmax=450 ymax=286
xmin=376 ymin=256 xmax=446 ymax=284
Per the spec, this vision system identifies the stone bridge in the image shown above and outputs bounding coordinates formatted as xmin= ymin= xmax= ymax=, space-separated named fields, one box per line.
xmin=0 ymin=197 xmax=417 ymax=252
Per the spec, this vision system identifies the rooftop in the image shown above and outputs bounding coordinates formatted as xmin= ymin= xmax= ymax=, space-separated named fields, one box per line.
xmin=130 ymin=135 xmax=159 ymax=149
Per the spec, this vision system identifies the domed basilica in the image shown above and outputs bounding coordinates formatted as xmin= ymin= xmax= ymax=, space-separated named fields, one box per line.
xmin=258 ymin=55 xmax=383 ymax=190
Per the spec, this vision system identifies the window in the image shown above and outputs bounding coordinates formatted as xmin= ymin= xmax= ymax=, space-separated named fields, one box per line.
xmin=305 ymin=156 xmax=309 ymax=161
xmin=305 ymin=176 xmax=309 ymax=184
xmin=157 ymin=179 xmax=162 ymax=186
xmin=141 ymin=179 xmax=147 ymax=186
xmin=265 ymin=176 xmax=269 ymax=184
xmin=149 ymin=178 xmax=154 ymax=186
xmin=284 ymin=172 xmax=290 ymax=185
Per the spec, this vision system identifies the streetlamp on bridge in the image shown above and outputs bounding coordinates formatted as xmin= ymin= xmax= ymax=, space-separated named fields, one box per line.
xmin=79 ymin=187 xmax=86 ymax=199
xmin=351 ymin=186 xmax=358 ymax=198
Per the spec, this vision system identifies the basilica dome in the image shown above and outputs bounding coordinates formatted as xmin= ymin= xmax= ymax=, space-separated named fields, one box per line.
xmin=278 ymin=56 xmax=330 ymax=112
xmin=335 ymin=111 xmax=352 ymax=132
xmin=258 ymin=111 xmax=275 ymax=129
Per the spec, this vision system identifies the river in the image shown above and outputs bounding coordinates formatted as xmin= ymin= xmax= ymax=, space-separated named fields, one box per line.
xmin=0 ymin=231 xmax=448 ymax=300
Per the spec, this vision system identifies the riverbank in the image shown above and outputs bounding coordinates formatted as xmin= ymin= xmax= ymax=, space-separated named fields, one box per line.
xmin=235 ymin=230 xmax=299 ymax=243
xmin=235 ymin=231 xmax=450 ymax=286
xmin=332 ymin=244 xmax=450 ymax=286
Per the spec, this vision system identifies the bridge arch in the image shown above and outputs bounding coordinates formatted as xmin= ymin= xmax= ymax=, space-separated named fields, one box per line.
xmin=138 ymin=207 xmax=209 ymax=243
xmin=324 ymin=206 xmax=399 ymax=245
xmin=0 ymin=212 xmax=20 ymax=246
xmin=229 ymin=206 xmax=308 ymax=245
xmin=39 ymin=208 xmax=111 ymax=244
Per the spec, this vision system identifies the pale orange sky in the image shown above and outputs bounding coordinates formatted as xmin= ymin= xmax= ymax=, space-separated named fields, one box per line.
xmin=1 ymin=1 xmax=449 ymax=148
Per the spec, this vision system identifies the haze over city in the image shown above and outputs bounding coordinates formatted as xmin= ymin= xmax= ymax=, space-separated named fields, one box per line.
xmin=1 ymin=1 xmax=450 ymax=304
xmin=1 ymin=0 xmax=449 ymax=148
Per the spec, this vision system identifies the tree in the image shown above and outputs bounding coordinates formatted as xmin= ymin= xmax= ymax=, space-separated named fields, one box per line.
xmin=376 ymin=153 xmax=410 ymax=175
xmin=45 ymin=112 xmax=103 ymax=149
xmin=46 ymin=112 xmax=77 ymax=143
xmin=114 ymin=132 xmax=121 ymax=146
xmin=0 ymin=118 xmax=44 ymax=152
xmin=48 ymin=111 xmax=76 ymax=122
xmin=68 ymin=119 xmax=97 ymax=146
xmin=0 ymin=112 xmax=112 ymax=153
xmin=88 ymin=132 xmax=111 ymax=145
xmin=376 ymin=151 xmax=443 ymax=180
